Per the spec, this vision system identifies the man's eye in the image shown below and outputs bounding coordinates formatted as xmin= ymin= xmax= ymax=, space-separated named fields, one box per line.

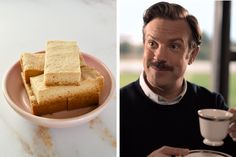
xmin=169 ymin=43 xmax=180 ymax=50
xmin=148 ymin=41 xmax=157 ymax=49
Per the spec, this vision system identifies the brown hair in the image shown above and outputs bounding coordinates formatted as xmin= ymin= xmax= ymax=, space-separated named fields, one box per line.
xmin=143 ymin=1 xmax=201 ymax=47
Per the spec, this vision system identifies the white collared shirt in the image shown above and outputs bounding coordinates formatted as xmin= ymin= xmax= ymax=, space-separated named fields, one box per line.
xmin=139 ymin=72 xmax=187 ymax=105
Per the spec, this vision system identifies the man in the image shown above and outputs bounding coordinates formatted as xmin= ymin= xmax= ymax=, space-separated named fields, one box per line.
xmin=120 ymin=2 xmax=236 ymax=157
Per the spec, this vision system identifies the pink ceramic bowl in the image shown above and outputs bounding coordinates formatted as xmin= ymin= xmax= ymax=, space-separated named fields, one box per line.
xmin=2 ymin=52 xmax=115 ymax=128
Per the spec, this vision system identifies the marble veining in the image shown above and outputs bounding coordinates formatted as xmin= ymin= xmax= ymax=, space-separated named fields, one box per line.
xmin=89 ymin=117 xmax=116 ymax=149
xmin=32 ymin=127 xmax=55 ymax=157
xmin=1 ymin=118 xmax=55 ymax=157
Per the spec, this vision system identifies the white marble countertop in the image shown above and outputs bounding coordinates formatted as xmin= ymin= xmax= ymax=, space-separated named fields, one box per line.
xmin=0 ymin=0 xmax=116 ymax=157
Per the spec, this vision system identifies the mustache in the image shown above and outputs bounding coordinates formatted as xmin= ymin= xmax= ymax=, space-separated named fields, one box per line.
xmin=148 ymin=60 xmax=173 ymax=71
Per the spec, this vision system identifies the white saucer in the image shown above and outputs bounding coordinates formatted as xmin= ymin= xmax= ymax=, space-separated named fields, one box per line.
xmin=185 ymin=149 xmax=232 ymax=157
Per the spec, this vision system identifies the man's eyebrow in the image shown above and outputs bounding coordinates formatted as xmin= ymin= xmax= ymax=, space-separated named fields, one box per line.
xmin=146 ymin=34 xmax=158 ymax=40
xmin=168 ymin=38 xmax=184 ymax=43
xmin=146 ymin=35 xmax=184 ymax=43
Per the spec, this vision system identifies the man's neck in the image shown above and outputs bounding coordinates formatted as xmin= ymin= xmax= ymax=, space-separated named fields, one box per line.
xmin=144 ymin=76 xmax=184 ymax=101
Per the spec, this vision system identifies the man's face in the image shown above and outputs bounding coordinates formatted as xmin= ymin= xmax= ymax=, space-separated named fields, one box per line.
xmin=143 ymin=18 xmax=198 ymax=90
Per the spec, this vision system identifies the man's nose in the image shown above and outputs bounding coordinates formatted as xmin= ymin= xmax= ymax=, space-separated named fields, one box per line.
xmin=153 ymin=46 xmax=166 ymax=60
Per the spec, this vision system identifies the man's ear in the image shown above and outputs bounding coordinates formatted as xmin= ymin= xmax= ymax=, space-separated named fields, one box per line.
xmin=188 ymin=46 xmax=200 ymax=65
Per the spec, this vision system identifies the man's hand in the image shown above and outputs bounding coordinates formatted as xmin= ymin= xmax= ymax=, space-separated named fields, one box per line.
xmin=229 ymin=108 xmax=236 ymax=141
xmin=147 ymin=146 xmax=189 ymax=157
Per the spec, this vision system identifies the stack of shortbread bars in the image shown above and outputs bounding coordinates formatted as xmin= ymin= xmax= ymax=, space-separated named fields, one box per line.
xmin=20 ymin=41 xmax=104 ymax=116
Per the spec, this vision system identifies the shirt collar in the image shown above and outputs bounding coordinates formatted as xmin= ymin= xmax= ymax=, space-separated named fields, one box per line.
xmin=139 ymin=72 xmax=187 ymax=105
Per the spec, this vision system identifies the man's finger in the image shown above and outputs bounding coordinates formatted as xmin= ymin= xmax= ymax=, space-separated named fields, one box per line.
xmin=228 ymin=108 xmax=236 ymax=121
xmin=160 ymin=146 xmax=189 ymax=156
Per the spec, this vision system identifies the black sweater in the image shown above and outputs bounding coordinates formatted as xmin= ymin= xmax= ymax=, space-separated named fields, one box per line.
xmin=120 ymin=80 xmax=236 ymax=157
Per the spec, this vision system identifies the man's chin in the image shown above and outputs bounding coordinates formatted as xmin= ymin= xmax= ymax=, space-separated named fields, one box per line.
xmin=149 ymin=81 xmax=168 ymax=89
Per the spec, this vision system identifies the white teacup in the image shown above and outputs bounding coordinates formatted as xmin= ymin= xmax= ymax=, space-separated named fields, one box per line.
xmin=198 ymin=109 xmax=233 ymax=146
